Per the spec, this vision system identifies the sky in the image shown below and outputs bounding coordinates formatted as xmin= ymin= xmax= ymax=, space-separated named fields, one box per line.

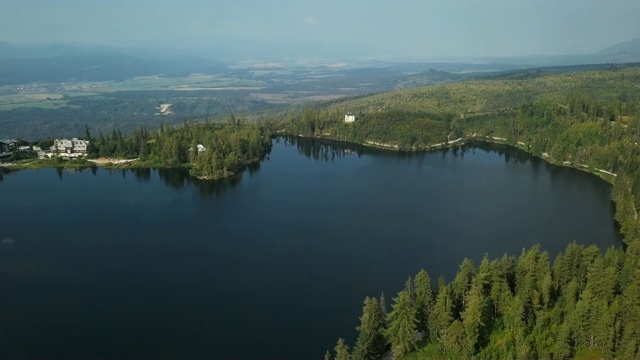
xmin=1 ymin=0 xmax=640 ymax=59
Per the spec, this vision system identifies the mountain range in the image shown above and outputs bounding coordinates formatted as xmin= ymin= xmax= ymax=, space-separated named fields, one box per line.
xmin=0 ymin=37 xmax=639 ymax=85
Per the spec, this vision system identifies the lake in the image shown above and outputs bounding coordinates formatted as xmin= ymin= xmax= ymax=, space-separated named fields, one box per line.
xmin=0 ymin=137 xmax=622 ymax=359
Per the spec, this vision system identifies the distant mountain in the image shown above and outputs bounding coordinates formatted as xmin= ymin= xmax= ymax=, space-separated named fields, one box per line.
xmin=2 ymin=37 xmax=640 ymax=85
xmin=197 ymin=38 xmax=380 ymax=62
xmin=0 ymin=43 xmax=226 ymax=85
xmin=592 ymin=37 xmax=640 ymax=63
xmin=395 ymin=68 xmax=463 ymax=89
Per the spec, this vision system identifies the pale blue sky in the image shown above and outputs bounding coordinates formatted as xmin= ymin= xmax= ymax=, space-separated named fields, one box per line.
xmin=1 ymin=0 xmax=639 ymax=58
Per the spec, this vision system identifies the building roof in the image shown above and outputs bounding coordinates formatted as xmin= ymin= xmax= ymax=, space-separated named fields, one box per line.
xmin=52 ymin=138 xmax=90 ymax=152
xmin=0 ymin=139 xmax=18 ymax=144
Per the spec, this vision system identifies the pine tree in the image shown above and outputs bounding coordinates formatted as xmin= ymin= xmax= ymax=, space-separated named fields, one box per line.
xmin=452 ymin=258 xmax=476 ymax=315
xmin=385 ymin=289 xmax=418 ymax=358
xmin=404 ymin=277 xmax=415 ymax=305
xmin=429 ymin=285 xmax=453 ymax=347
xmin=334 ymin=338 xmax=350 ymax=360
xmin=442 ymin=319 xmax=464 ymax=356
xmin=352 ymin=297 xmax=387 ymax=360
xmin=378 ymin=292 xmax=388 ymax=330
xmin=414 ymin=269 xmax=433 ymax=335
xmin=616 ymin=268 xmax=640 ymax=358
xmin=461 ymin=282 xmax=488 ymax=357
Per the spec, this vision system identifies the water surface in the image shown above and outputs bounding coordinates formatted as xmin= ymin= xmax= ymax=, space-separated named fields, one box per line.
xmin=0 ymin=138 xmax=622 ymax=358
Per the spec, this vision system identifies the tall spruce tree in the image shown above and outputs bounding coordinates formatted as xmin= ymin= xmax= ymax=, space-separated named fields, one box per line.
xmin=334 ymin=338 xmax=350 ymax=360
xmin=461 ymin=282 xmax=488 ymax=357
xmin=378 ymin=292 xmax=388 ymax=330
xmin=352 ymin=297 xmax=387 ymax=360
xmin=414 ymin=269 xmax=434 ymax=336
xmin=429 ymin=285 xmax=453 ymax=347
xmin=385 ymin=289 xmax=418 ymax=358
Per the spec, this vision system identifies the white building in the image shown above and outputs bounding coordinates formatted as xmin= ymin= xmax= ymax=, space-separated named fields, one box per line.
xmin=52 ymin=138 xmax=90 ymax=155
xmin=344 ymin=113 xmax=356 ymax=123
xmin=0 ymin=139 xmax=18 ymax=154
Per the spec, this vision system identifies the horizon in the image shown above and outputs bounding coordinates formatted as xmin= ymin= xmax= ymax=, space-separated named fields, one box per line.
xmin=1 ymin=0 xmax=640 ymax=60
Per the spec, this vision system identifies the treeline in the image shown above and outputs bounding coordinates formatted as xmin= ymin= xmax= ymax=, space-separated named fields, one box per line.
xmin=328 ymin=242 xmax=640 ymax=359
xmin=284 ymin=107 xmax=453 ymax=151
xmin=85 ymin=117 xmax=273 ymax=179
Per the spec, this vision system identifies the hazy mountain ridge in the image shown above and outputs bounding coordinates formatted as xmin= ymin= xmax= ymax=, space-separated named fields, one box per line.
xmin=592 ymin=37 xmax=640 ymax=63
xmin=0 ymin=42 xmax=226 ymax=84
xmin=0 ymin=37 xmax=639 ymax=85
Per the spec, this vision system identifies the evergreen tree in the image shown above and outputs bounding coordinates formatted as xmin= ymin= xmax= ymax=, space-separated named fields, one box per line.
xmin=429 ymin=285 xmax=453 ymax=348
xmin=452 ymin=258 xmax=476 ymax=316
xmin=617 ymin=268 xmax=640 ymax=358
xmin=414 ymin=269 xmax=434 ymax=335
xmin=461 ymin=282 xmax=488 ymax=357
xmin=385 ymin=289 xmax=418 ymax=358
xmin=442 ymin=319 xmax=464 ymax=356
xmin=334 ymin=338 xmax=350 ymax=360
xmin=352 ymin=297 xmax=387 ymax=360
xmin=331 ymin=241 xmax=640 ymax=360
xmin=404 ymin=276 xmax=415 ymax=305
xmin=378 ymin=292 xmax=388 ymax=330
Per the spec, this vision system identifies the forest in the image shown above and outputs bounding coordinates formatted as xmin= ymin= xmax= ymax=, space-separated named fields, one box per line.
xmin=67 ymin=117 xmax=274 ymax=180
xmin=328 ymin=242 xmax=640 ymax=360
xmin=277 ymin=65 xmax=640 ymax=359
xmin=0 ymin=91 xmax=275 ymax=140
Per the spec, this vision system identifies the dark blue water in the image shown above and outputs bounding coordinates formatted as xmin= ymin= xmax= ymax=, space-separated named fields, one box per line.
xmin=0 ymin=138 xmax=622 ymax=359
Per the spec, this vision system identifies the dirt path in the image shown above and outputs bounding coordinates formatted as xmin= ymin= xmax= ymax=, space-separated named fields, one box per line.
xmin=88 ymin=158 xmax=138 ymax=165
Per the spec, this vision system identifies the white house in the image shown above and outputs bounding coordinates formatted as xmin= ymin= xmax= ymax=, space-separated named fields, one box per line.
xmin=51 ymin=138 xmax=90 ymax=155
xmin=344 ymin=113 xmax=356 ymax=123
xmin=190 ymin=144 xmax=207 ymax=154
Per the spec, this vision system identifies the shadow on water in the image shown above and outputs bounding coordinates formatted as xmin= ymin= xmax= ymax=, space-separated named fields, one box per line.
xmin=48 ymin=166 xmax=98 ymax=181
xmin=132 ymin=168 xmax=151 ymax=183
xmin=463 ymin=141 xmax=532 ymax=165
xmin=0 ymin=167 xmax=23 ymax=182
xmin=285 ymin=137 xmax=545 ymax=167
xmin=153 ymin=168 xmax=242 ymax=197
xmin=247 ymin=160 xmax=261 ymax=177
xmin=283 ymin=136 xmax=365 ymax=162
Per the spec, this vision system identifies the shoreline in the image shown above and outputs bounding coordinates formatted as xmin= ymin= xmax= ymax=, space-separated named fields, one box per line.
xmin=1 ymin=157 xmax=259 ymax=182
xmin=312 ymin=134 xmax=618 ymax=185
xmin=3 ymin=135 xmax=618 ymax=185
xmin=88 ymin=158 xmax=139 ymax=165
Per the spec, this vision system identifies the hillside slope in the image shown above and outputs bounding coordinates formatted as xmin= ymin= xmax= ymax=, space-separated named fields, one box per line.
xmin=316 ymin=64 xmax=640 ymax=360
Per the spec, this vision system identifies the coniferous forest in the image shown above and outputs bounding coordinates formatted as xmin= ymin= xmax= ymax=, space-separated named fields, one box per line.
xmin=294 ymin=66 xmax=640 ymax=359
xmin=56 ymin=117 xmax=274 ymax=180
xmin=329 ymin=242 xmax=640 ymax=360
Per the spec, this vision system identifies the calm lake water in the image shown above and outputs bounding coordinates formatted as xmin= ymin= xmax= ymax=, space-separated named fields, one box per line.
xmin=0 ymin=138 xmax=622 ymax=359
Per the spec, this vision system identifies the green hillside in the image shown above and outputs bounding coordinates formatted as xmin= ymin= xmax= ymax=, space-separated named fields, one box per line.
xmin=284 ymin=65 xmax=640 ymax=359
